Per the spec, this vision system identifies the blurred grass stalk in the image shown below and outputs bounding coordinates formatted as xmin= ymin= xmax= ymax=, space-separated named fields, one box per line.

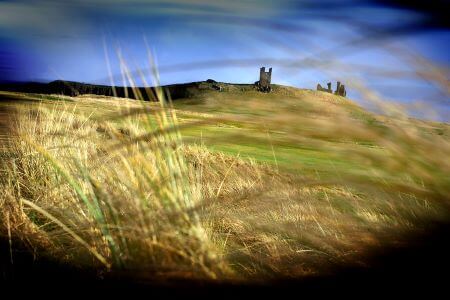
xmin=0 ymin=43 xmax=449 ymax=280
xmin=0 ymin=50 xmax=225 ymax=279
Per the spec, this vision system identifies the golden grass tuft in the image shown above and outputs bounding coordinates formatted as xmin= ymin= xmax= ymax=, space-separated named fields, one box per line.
xmin=0 ymin=78 xmax=449 ymax=281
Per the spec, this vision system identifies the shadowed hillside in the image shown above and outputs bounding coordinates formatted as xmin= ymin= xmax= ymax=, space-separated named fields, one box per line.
xmin=0 ymin=80 xmax=273 ymax=101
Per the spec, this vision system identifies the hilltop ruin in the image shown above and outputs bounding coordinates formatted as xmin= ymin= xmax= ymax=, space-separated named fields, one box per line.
xmin=255 ymin=67 xmax=272 ymax=92
xmin=317 ymin=82 xmax=333 ymax=93
xmin=317 ymin=81 xmax=347 ymax=97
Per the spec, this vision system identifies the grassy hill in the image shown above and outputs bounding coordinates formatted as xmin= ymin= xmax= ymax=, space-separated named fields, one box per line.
xmin=0 ymin=84 xmax=449 ymax=282
xmin=0 ymin=79 xmax=264 ymax=100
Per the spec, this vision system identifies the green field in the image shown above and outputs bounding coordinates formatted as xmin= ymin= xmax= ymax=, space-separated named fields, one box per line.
xmin=0 ymin=86 xmax=449 ymax=280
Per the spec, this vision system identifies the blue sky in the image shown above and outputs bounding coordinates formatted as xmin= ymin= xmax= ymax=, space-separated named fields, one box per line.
xmin=0 ymin=0 xmax=449 ymax=120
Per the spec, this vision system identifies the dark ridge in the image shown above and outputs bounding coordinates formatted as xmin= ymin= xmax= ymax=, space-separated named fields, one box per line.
xmin=0 ymin=80 xmax=240 ymax=101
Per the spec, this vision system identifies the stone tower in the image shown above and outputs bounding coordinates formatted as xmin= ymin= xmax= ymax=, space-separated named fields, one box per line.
xmin=257 ymin=67 xmax=272 ymax=92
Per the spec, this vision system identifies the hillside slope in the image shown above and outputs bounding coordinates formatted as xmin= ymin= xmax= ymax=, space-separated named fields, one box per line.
xmin=0 ymin=79 xmax=263 ymax=100
xmin=0 ymin=85 xmax=449 ymax=283
xmin=1 ymin=79 xmax=355 ymax=103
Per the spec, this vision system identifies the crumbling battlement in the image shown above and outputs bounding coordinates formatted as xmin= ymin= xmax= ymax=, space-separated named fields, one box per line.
xmin=255 ymin=67 xmax=272 ymax=92
xmin=317 ymin=81 xmax=347 ymax=97
xmin=317 ymin=82 xmax=332 ymax=93
xmin=334 ymin=81 xmax=346 ymax=97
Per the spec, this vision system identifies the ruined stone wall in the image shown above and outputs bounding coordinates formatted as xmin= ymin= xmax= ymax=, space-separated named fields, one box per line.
xmin=317 ymin=81 xmax=347 ymax=97
xmin=334 ymin=81 xmax=347 ymax=97
xmin=257 ymin=67 xmax=272 ymax=92
xmin=317 ymin=82 xmax=332 ymax=93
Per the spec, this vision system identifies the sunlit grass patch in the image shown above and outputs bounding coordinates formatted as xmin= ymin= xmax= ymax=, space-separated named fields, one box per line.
xmin=0 ymin=84 xmax=448 ymax=281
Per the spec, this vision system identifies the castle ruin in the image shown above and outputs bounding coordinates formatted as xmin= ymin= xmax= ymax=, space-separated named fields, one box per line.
xmin=317 ymin=82 xmax=332 ymax=93
xmin=335 ymin=81 xmax=346 ymax=97
xmin=317 ymin=81 xmax=347 ymax=97
xmin=256 ymin=67 xmax=272 ymax=92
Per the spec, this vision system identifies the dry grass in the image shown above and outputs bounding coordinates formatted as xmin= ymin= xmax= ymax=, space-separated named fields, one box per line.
xmin=1 ymin=82 xmax=449 ymax=282
xmin=0 ymin=97 xmax=226 ymax=279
